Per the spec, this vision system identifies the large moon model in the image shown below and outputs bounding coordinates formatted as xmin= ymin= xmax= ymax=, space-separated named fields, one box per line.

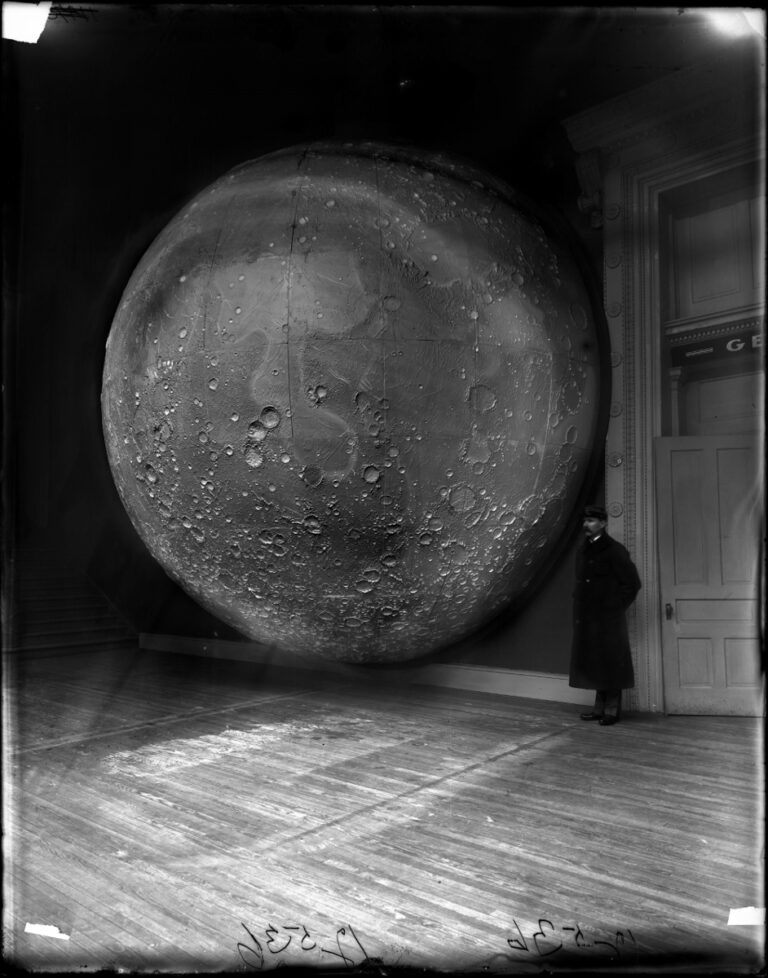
xmin=102 ymin=143 xmax=604 ymax=663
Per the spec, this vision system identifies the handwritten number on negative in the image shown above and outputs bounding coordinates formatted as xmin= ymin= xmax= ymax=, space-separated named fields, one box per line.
xmin=276 ymin=924 xmax=317 ymax=952
xmin=562 ymin=924 xmax=591 ymax=948
xmin=265 ymin=923 xmax=292 ymax=954
xmin=593 ymin=928 xmax=638 ymax=960
xmin=507 ymin=919 xmax=529 ymax=952
xmin=617 ymin=929 xmax=638 ymax=957
xmin=299 ymin=925 xmax=318 ymax=951
xmin=507 ymin=921 xmax=634 ymax=960
xmin=321 ymin=925 xmax=369 ymax=968
xmin=594 ymin=938 xmax=618 ymax=957
xmin=532 ymin=919 xmax=563 ymax=956
xmin=237 ymin=923 xmax=265 ymax=970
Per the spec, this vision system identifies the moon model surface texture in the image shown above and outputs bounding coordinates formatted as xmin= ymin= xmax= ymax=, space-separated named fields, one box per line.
xmin=102 ymin=143 xmax=603 ymax=663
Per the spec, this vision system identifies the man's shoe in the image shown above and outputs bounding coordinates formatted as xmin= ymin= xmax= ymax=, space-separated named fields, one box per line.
xmin=599 ymin=715 xmax=619 ymax=726
xmin=580 ymin=712 xmax=602 ymax=721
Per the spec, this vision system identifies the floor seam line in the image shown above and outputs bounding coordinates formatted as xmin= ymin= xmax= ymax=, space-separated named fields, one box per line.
xmin=254 ymin=725 xmax=571 ymax=852
xmin=11 ymin=685 xmax=358 ymax=755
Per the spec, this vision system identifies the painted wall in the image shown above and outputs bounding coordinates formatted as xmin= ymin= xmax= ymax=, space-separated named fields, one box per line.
xmin=438 ymin=532 xmax=585 ymax=673
xmin=7 ymin=7 xmax=609 ymax=670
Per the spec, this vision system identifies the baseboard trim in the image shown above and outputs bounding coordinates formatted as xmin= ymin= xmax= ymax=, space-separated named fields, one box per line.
xmin=407 ymin=663 xmax=594 ymax=705
xmin=139 ymin=633 xmax=594 ymax=707
xmin=4 ymin=639 xmax=137 ymax=657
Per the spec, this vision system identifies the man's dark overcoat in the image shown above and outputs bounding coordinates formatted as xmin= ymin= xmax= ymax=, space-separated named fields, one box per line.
xmin=569 ymin=532 xmax=641 ymax=690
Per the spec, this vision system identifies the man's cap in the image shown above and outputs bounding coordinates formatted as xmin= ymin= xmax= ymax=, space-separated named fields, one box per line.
xmin=584 ymin=504 xmax=608 ymax=520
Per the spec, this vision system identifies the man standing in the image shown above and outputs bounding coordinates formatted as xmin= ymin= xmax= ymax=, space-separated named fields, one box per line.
xmin=570 ymin=505 xmax=641 ymax=726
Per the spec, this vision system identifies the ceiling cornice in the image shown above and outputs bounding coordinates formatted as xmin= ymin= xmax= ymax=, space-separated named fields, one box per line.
xmin=563 ymin=48 xmax=764 ymax=156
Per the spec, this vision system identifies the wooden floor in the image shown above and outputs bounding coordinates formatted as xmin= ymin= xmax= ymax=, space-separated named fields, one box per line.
xmin=3 ymin=647 xmax=764 ymax=974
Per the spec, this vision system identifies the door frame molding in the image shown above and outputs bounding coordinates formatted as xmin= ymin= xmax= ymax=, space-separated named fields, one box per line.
xmin=565 ymin=55 xmax=765 ymax=711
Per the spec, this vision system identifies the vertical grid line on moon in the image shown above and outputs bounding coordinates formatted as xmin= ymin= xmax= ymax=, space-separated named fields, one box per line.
xmin=102 ymin=143 xmax=605 ymax=663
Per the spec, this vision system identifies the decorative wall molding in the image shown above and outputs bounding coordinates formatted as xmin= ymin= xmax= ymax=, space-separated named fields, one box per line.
xmin=564 ymin=49 xmax=764 ymax=713
xmin=564 ymin=52 xmax=760 ymax=160
xmin=665 ymin=313 xmax=764 ymax=340
xmin=139 ymin=633 xmax=595 ymax=707
xmin=667 ymin=320 xmax=764 ymax=371
xmin=574 ymin=149 xmax=604 ymax=227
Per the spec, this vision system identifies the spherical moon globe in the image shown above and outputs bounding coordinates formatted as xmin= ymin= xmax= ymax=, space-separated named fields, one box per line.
xmin=102 ymin=143 xmax=604 ymax=663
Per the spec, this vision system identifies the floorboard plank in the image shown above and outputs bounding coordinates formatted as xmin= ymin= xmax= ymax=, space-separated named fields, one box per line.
xmin=4 ymin=647 xmax=763 ymax=973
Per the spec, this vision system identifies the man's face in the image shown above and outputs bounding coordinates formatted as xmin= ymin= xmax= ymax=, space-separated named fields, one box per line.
xmin=583 ymin=516 xmax=606 ymax=540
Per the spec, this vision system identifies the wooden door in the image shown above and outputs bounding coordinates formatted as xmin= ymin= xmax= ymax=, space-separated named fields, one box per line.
xmin=655 ymin=436 xmax=763 ymax=715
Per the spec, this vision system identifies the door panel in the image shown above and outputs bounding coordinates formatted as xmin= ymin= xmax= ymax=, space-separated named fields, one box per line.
xmin=669 ymin=449 xmax=709 ymax=582
xmin=683 ymin=372 xmax=761 ymax=436
xmin=678 ymin=638 xmax=713 ymax=686
xmin=725 ymin=638 xmax=761 ymax=686
xmin=656 ymin=436 xmax=763 ymax=715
